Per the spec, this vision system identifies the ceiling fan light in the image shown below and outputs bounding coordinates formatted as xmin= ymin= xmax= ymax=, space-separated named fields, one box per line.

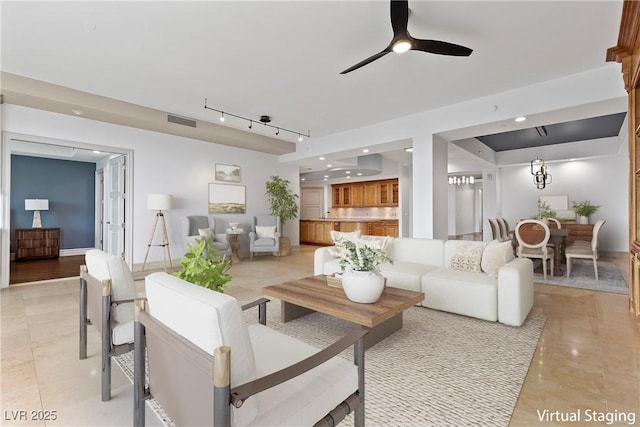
xmin=392 ymin=40 xmax=411 ymax=53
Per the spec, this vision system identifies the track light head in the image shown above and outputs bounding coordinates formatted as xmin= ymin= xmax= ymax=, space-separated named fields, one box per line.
xmin=275 ymin=127 xmax=280 ymax=136
xmin=220 ymin=112 xmax=225 ymax=122
xmin=248 ymin=120 xmax=253 ymax=129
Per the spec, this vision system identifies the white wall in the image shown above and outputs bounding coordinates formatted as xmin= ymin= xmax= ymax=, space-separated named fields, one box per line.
xmin=1 ymin=105 xmax=300 ymax=277
xmin=499 ymin=155 xmax=628 ymax=252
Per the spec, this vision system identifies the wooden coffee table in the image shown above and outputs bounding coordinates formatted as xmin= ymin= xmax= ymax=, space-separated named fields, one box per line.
xmin=262 ymin=275 xmax=424 ymax=350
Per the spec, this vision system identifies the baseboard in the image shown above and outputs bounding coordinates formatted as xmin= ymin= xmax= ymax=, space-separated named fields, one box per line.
xmin=601 ymin=251 xmax=628 ymax=260
xmin=60 ymin=248 xmax=93 ymax=257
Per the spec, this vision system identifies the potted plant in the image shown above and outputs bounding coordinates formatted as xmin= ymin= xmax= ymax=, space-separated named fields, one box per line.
xmin=265 ymin=175 xmax=299 ymax=257
xmin=329 ymin=237 xmax=392 ymax=303
xmin=173 ymin=238 xmax=231 ymax=292
xmin=572 ymin=200 xmax=600 ymax=224
xmin=534 ymin=200 xmax=556 ymax=220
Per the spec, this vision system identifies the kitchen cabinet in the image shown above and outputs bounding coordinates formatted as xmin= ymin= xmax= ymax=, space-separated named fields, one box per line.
xmin=299 ymin=220 xmax=336 ymax=245
xmin=335 ymin=178 xmax=398 ymax=207
xmin=368 ymin=220 xmax=399 ymax=237
xmin=339 ymin=221 xmax=370 ymax=233
xmin=16 ymin=228 xmax=60 ymax=260
xmin=332 ymin=185 xmax=351 ymax=207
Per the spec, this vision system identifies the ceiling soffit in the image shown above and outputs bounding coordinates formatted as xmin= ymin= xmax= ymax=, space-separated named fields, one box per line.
xmin=0 ymin=72 xmax=295 ymax=156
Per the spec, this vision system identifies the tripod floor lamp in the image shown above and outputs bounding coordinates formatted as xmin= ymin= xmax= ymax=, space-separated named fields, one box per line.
xmin=142 ymin=193 xmax=173 ymax=271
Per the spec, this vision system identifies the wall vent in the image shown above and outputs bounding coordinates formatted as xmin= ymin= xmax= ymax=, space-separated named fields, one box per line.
xmin=167 ymin=114 xmax=197 ymax=128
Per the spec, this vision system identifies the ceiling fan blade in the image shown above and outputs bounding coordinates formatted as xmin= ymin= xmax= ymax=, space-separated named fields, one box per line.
xmin=390 ymin=0 xmax=409 ymax=38
xmin=340 ymin=50 xmax=390 ymax=74
xmin=413 ymin=39 xmax=473 ymax=56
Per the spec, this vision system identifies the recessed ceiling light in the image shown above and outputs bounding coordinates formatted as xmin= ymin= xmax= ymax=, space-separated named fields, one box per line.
xmin=301 ymin=178 xmax=306 ymax=181
xmin=346 ymin=171 xmax=351 ymax=174
xmin=92 ymin=150 xmax=101 ymax=154
xmin=72 ymin=109 xmax=84 ymax=116
xmin=357 ymin=172 xmax=363 ymax=176
xmin=324 ymin=175 xmax=329 ymax=178
xmin=404 ymin=147 xmax=413 ymax=153
xmin=319 ymin=157 xmax=325 ymax=160
xmin=346 ymin=175 xmax=351 ymax=179
xmin=362 ymin=149 xmax=369 ymax=153
xmin=327 ymin=164 xmax=333 ymax=168
xmin=514 ymin=116 xmax=527 ymax=122
xmin=323 ymin=178 xmax=328 ymax=181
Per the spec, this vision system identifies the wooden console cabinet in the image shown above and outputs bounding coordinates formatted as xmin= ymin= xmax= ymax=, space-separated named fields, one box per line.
xmin=607 ymin=1 xmax=640 ymax=319
xmin=15 ymin=228 xmax=60 ymax=260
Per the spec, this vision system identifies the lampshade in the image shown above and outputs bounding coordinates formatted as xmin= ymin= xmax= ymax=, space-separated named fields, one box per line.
xmin=147 ymin=194 xmax=172 ymax=211
xmin=25 ymin=199 xmax=49 ymax=211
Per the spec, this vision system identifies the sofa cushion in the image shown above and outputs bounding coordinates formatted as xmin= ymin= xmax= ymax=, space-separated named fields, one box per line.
xmin=387 ymin=238 xmax=444 ymax=266
xmin=248 ymin=323 xmax=357 ymax=426
xmin=422 ymin=268 xmax=498 ymax=322
xmin=445 ymin=240 xmax=487 ymax=273
xmin=481 ymin=240 xmax=515 ymax=279
xmin=145 ymin=272 xmax=258 ymax=427
xmin=379 ymin=261 xmax=439 ymax=294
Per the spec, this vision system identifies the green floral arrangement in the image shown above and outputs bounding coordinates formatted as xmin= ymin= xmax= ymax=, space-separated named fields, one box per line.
xmin=572 ymin=200 xmax=599 ymax=217
xmin=535 ymin=200 xmax=556 ymax=219
xmin=330 ymin=238 xmax=392 ymax=272
xmin=173 ymin=238 xmax=231 ymax=292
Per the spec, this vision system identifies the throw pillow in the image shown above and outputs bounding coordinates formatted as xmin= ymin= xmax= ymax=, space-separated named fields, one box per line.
xmin=255 ymin=225 xmax=276 ymax=239
xmin=198 ymin=227 xmax=215 ymax=241
xmin=481 ymin=239 xmax=515 ymax=279
xmin=449 ymin=242 xmax=485 ymax=273
xmin=357 ymin=235 xmax=390 ymax=251
xmin=330 ymin=230 xmax=361 ymax=244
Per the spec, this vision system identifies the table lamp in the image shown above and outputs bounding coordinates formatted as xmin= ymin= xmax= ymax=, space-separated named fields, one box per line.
xmin=25 ymin=198 xmax=49 ymax=228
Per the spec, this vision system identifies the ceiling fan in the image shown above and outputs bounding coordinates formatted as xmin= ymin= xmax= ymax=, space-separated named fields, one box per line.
xmin=340 ymin=0 xmax=473 ymax=74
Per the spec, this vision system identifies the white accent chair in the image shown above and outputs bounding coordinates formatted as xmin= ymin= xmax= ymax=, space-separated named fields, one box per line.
xmin=133 ymin=272 xmax=365 ymax=427
xmin=248 ymin=215 xmax=280 ymax=260
xmin=565 ymin=219 xmax=606 ymax=280
xmin=80 ymin=249 xmax=137 ymax=401
xmin=180 ymin=215 xmax=231 ymax=256
xmin=515 ymin=219 xmax=555 ymax=280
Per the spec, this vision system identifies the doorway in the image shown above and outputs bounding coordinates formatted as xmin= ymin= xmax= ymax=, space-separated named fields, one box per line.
xmin=1 ymin=132 xmax=134 ymax=287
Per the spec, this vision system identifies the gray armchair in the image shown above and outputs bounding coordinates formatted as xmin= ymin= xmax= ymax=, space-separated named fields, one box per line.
xmin=248 ymin=215 xmax=280 ymax=260
xmin=180 ymin=215 xmax=231 ymax=256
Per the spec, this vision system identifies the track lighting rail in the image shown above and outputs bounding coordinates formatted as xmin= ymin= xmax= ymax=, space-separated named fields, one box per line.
xmin=204 ymin=98 xmax=310 ymax=141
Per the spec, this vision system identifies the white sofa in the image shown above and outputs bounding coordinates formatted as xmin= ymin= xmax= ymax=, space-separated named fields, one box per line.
xmin=314 ymin=237 xmax=534 ymax=327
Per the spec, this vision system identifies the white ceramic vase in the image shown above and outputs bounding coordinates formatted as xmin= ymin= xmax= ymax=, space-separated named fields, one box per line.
xmin=577 ymin=215 xmax=589 ymax=224
xmin=341 ymin=270 xmax=385 ymax=304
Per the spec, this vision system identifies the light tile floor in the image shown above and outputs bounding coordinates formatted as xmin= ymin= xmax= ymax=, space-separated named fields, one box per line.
xmin=1 ymin=246 xmax=638 ymax=426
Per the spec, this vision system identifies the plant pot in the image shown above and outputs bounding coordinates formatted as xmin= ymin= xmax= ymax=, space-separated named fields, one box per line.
xmin=273 ymin=236 xmax=292 ymax=257
xmin=577 ymin=215 xmax=589 ymax=224
xmin=341 ymin=270 xmax=385 ymax=304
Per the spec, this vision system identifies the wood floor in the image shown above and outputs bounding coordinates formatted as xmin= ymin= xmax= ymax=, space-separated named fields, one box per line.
xmin=9 ymin=255 xmax=85 ymax=284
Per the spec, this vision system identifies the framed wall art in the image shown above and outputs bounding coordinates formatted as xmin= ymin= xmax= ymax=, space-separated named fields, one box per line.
xmin=215 ymin=163 xmax=241 ymax=182
xmin=208 ymin=183 xmax=246 ymax=214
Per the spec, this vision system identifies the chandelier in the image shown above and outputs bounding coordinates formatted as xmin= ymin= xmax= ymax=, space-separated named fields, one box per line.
xmin=531 ymin=157 xmax=552 ymax=190
xmin=448 ymin=175 xmax=475 ymax=185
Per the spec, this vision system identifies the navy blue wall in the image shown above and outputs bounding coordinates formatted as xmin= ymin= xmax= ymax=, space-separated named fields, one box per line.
xmin=11 ymin=155 xmax=96 ymax=250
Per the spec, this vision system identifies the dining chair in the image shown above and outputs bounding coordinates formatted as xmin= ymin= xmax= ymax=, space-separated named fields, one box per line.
xmin=545 ymin=217 xmax=561 ymax=229
xmin=488 ymin=218 xmax=501 ymax=241
xmin=515 ymin=219 xmax=554 ymax=280
xmin=565 ymin=219 xmax=606 ymax=280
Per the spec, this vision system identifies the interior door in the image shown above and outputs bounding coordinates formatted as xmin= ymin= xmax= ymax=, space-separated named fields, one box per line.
xmin=106 ymin=155 xmax=126 ymax=257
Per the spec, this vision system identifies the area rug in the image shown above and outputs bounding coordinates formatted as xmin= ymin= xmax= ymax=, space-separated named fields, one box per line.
xmin=115 ymin=303 xmax=546 ymax=427
xmin=533 ymin=260 xmax=627 ymax=295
